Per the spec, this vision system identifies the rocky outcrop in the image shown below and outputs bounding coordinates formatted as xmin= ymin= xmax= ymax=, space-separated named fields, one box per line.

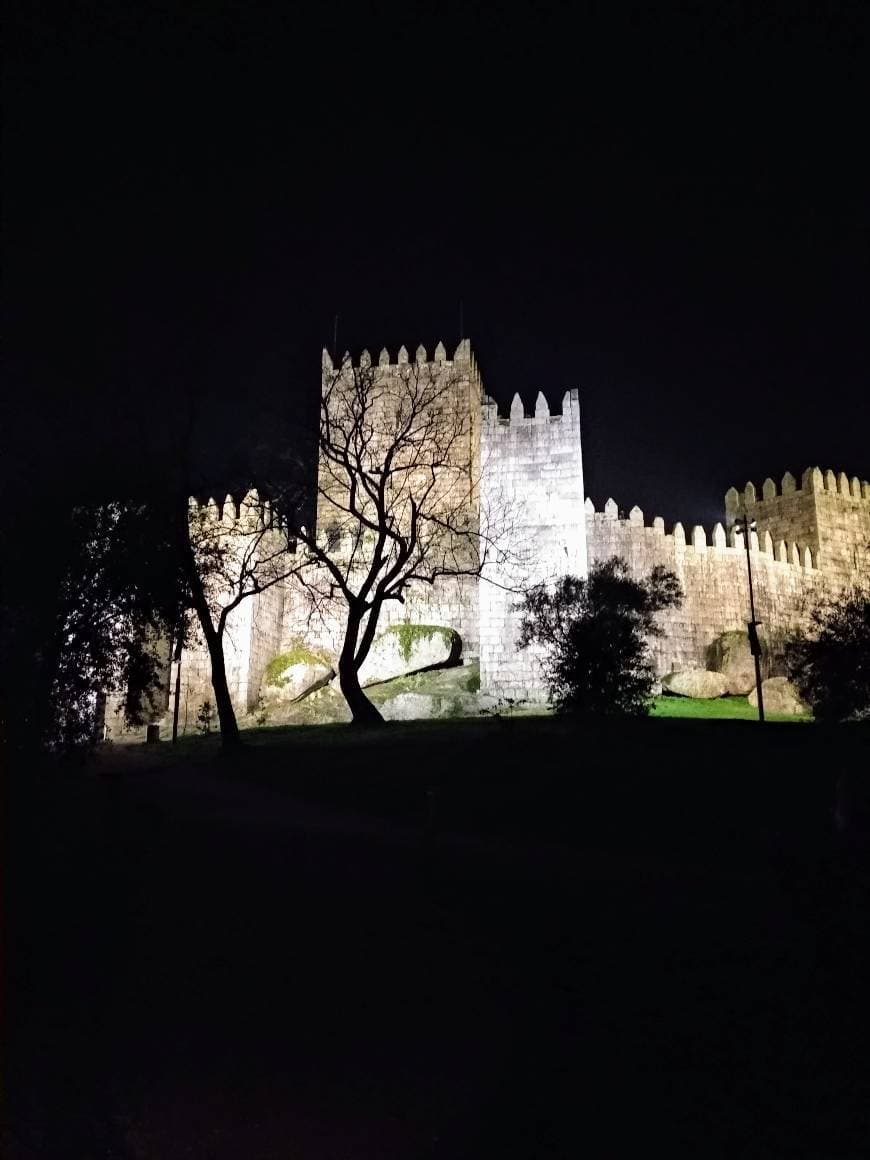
xmin=749 ymin=677 xmax=809 ymax=717
xmin=358 ymin=625 xmax=461 ymax=686
xmin=261 ymin=647 xmax=335 ymax=703
xmin=380 ymin=692 xmax=476 ymax=721
xmin=370 ymin=661 xmax=480 ymax=721
xmin=707 ymin=630 xmax=758 ymax=694
xmin=662 ymin=670 xmax=730 ymax=699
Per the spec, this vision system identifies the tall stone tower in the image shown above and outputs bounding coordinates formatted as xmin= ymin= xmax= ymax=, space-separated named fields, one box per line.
xmin=725 ymin=468 xmax=870 ymax=589
xmin=478 ymin=388 xmax=588 ymax=700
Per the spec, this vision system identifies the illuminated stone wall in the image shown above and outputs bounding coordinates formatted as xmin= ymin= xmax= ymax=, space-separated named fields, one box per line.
xmin=169 ymin=494 xmax=289 ymax=734
xmin=280 ymin=339 xmax=484 ymax=668
xmin=725 ymin=468 xmax=870 ymax=589
xmin=158 ymin=341 xmax=867 ymax=729
xmin=478 ymin=388 xmax=588 ymax=701
xmin=317 ymin=339 xmax=483 ymax=555
xmin=278 ymin=572 xmax=479 ymax=667
xmin=584 ymin=499 xmax=828 ymax=676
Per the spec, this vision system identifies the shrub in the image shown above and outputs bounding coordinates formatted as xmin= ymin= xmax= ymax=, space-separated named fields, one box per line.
xmin=786 ymin=587 xmax=870 ymax=722
xmin=196 ymin=700 xmax=214 ymax=734
xmin=518 ymin=557 xmax=682 ymax=717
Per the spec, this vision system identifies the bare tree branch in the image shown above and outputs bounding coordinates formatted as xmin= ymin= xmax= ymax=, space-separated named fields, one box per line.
xmin=269 ymin=355 xmax=521 ymax=725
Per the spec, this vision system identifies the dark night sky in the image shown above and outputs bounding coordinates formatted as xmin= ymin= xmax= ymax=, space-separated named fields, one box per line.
xmin=4 ymin=0 xmax=869 ymax=527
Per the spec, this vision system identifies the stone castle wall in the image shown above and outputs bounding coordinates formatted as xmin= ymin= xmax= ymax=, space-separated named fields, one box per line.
xmin=168 ymin=341 xmax=486 ymax=731
xmin=279 ymin=573 xmax=479 ymax=666
xmin=317 ymin=340 xmax=483 ymax=550
xmin=166 ymin=460 xmax=865 ymax=729
xmin=479 ymin=388 xmax=588 ymax=701
xmin=726 ymin=468 xmax=870 ymax=589
xmin=152 ymin=339 xmax=866 ymax=731
xmin=247 ymin=581 xmax=286 ymax=705
xmin=165 ymin=494 xmax=290 ymax=735
xmin=585 ymin=499 xmax=827 ymax=675
xmin=169 ymin=584 xmax=284 ymax=736
xmin=282 ymin=339 xmax=484 ymax=669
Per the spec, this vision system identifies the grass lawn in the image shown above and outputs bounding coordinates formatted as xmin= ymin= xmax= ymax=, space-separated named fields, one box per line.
xmin=91 ymin=712 xmax=847 ymax=852
xmin=652 ymin=693 xmax=810 ymax=722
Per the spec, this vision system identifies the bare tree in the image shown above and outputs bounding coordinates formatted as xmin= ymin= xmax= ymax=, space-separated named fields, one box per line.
xmin=175 ymin=489 xmax=307 ymax=746
xmin=275 ymin=353 xmax=516 ymax=725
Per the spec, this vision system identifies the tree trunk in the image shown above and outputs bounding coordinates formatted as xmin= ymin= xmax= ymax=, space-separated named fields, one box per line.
xmin=205 ymin=631 xmax=241 ymax=747
xmin=175 ymin=499 xmax=242 ymax=748
xmin=338 ymin=658 xmax=384 ymax=726
xmin=338 ymin=607 xmax=384 ymax=726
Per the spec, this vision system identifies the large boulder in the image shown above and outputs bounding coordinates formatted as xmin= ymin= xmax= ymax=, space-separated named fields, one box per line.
xmin=748 ymin=677 xmax=809 ymax=717
xmin=381 ymin=693 xmax=441 ymax=721
xmin=262 ymin=646 xmax=335 ymax=702
xmin=662 ymin=670 xmax=730 ymax=699
xmin=358 ymin=624 xmax=461 ymax=686
xmin=380 ymin=691 xmax=476 ymax=721
xmin=707 ymin=630 xmax=758 ymax=695
xmin=370 ymin=661 xmax=480 ymax=721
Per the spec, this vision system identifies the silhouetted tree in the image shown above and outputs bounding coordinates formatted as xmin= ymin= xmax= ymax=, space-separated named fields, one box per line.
xmin=272 ymin=356 xmax=515 ymax=725
xmin=518 ymin=557 xmax=682 ymax=716
xmin=20 ymin=501 xmax=185 ymax=751
xmin=786 ymin=586 xmax=870 ymax=722
xmin=172 ymin=491 xmax=308 ymax=746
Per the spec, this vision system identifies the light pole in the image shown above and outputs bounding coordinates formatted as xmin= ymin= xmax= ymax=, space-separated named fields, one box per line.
xmin=733 ymin=512 xmax=765 ymax=722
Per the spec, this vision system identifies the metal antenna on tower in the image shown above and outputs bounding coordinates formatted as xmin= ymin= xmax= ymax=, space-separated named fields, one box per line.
xmin=332 ymin=314 xmax=339 ymax=361
xmin=459 ymin=299 xmax=464 ymax=342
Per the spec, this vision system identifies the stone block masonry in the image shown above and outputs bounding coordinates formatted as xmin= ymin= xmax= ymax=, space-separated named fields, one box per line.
xmin=585 ymin=499 xmax=827 ymax=676
xmin=479 ymin=388 xmax=587 ymax=701
xmin=151 ymin=338 xmax=866 ymax=729
xmin=726 ymin=468 xmax=870 ymax=589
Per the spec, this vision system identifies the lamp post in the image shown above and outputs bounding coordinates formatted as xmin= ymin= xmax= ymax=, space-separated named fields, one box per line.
xmin=733 ymin=513 xmax=765 ymax=723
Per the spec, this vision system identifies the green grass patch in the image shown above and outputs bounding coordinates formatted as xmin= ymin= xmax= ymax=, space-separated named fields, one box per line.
xmin=652 ymin=695 xmax=809 ymax=723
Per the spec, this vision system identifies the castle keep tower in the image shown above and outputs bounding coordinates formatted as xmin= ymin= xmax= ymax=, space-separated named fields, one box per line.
xmin=317 ymin=340 xmax=484 ymax=564
xmin=294 ymin=339 xmax=587 ymax=701
xmin=725 ymin=468 xmax=870 ymax=589
xmin=288 ymin=339 xmax=486 ymax=662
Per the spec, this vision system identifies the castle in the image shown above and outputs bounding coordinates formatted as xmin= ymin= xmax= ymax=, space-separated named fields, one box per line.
xmin=156 ymin=339 xmax=868 ymax=731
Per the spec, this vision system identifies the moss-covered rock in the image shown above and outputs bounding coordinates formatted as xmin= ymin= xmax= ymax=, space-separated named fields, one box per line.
xmin=261 ymin=642 xmax=335 ymax=708
xmin=369 ymin=661 xmax=480 ymax=721
xmin=249 ymin=658 xmax=481 ymax=728
xmin=358 ymin=624 xmax=461 ymax=686
xmin=264 ymin=643 xmax=333 ymax=688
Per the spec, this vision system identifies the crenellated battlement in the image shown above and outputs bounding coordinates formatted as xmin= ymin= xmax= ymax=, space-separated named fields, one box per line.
xmin=722 ymin=465 xmax=869 ymax=587
xmin=584 ymin=497 xmax=818 ymax=572
xmin=725 ymin=467 xmax=870 ymax=512
xmin=584 ymin=491 xmax=835 ymax=679
xmin=321 ymin=337 xmax=480 ymax=377
xmin=478 ymin=382 xmax=587 ymax=700
xmin=188 ymin=489 xmax=277 ymax=533
xmin=481 ymin=388 xmax=580 ymax=427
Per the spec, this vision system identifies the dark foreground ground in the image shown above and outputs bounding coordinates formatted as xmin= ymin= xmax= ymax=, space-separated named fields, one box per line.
xmin=5 ymin=718 xmax=870 ymax=1158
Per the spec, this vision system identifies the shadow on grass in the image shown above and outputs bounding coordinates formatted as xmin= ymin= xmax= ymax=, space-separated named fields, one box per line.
xmin=7 ymin=714 xmax=870 ymax=1159
xmin=90 ymin=713 xmax=870 ymax=863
